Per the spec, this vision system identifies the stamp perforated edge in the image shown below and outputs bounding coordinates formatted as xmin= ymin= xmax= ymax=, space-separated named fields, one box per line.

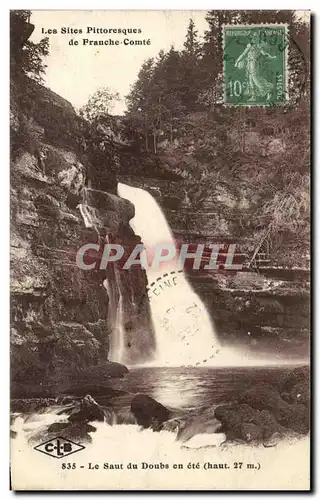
xmin=221 ymin=23 xmax=289 ymax=108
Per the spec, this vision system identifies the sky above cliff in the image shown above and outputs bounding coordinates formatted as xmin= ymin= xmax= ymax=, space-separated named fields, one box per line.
xmin=30 ymin=10 xmax=209 ymax=115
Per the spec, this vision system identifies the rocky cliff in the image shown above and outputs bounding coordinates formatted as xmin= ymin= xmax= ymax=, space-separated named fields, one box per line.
xmin=118 ymin=110 xmax=310 ymax=360
xmin=10 ymin=75 xmax=155 ymax=396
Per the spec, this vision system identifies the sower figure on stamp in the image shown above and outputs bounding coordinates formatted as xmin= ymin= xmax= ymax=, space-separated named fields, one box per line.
xmin=235 ymin=31 xmax=277 ymax=102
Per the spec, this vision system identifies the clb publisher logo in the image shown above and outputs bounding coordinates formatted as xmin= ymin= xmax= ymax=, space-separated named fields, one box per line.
xmin=34 ymin=437 xmax=85 ymax=459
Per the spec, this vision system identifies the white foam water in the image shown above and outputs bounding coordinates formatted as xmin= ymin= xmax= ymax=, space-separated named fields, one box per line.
xmin=11 ymin=410 xmax=310 ymax=490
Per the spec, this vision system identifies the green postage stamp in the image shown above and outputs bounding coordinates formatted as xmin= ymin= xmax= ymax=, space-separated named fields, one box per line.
xmin=223 ymin=24 xmax=288 ymax=106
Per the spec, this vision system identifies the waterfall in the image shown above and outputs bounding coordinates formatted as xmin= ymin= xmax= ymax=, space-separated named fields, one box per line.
xmin=78 ymin=186 xmax=156 ymax=366
xmin=77 ymin=203 xmax=93 ymax=229
xmin=77 ymin=187 xmax=100 ymax=238
xmin=76 ymin=183 xmax=273 ymax=367
xmin=105 ymin=266 xmax=126 ymax=364
xmin=78 ymin=189 xmax=124 ymax=363
xmin=102 ymin=270 xmax=123 ymax=364
xmin=118 ymin=182 xmax=220 ymax=367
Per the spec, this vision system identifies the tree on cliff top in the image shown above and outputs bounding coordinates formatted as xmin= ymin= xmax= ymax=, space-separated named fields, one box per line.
xmin=125 ymin=32 xmax=205 ymax=152
xmin=76 ymin=87 xmax=121 ymax=192
xmin=79 ymin=87 xmax=120 ymax=123
xmin=183 ymin=18 xmax=202 ymax=57
xmin=10 ymin=10 xmax=49 ymax=83
xmin=129 ymin=48 xmax=188 ymax=152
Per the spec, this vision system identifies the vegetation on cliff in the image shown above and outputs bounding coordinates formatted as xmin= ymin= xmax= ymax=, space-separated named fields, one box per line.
xmin=122 ymin=11 xmax=310 ymax=267
xmin=10 ymin=10 xmax=49 ymax=83
xmin=61 ymin=10 xmax=309 ymax=269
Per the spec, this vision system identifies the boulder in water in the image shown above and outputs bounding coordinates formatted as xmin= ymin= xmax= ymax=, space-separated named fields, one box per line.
xmin=238 ymin=383 xmax=309 ymax=435
xmin=176 ymin=412 xmax=222 ymax=443
xmin=55 ymin=395 xmax=75 ymax=406
xmin=216 ymin=381 xmax=310 ymax=444
xmin=28 ymin=395 xmax=111 ymax=446
xmin=114 ymin=408 xmax=138 ymax=425
xmin=47 ymin=421 xmax=96 ymax=443
xmin=160 ymin=418 xmax=181 ymax=434
xmin=238 ymin=422 xmax=263 ymax=442
xmin=288 ymin=382 xmax=309 ymax=406
xmin=81 ymin=394 xmax=107 ymax=421
xmin=238 ymin=383 xmax=288 ymax=416
xmin=263 ymin=431 xmax=282 ymax=448
xmin=130 ymin=394 xmax=170 ymax=431
xmin=215 ymin=402 xmax=285 ymax=443
xmin=29 ymin=421 xmax=96 ymax=445
xmin=215 ymin=403 xmax=256 ymax=430
xmin=280 ymin=366 xmax=309 ymax=393
xmin=68 ymin=394 xmax=113 ymax=424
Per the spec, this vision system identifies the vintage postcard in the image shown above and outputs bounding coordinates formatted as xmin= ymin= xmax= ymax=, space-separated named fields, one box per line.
xmin=10 ymin=10 xmax=311 ymax=491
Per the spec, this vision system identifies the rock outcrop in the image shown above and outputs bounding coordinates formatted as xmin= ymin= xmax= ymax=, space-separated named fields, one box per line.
xmin=214 ymin=366 xmax=310 ymax=445
xmin=131 ymin=394 xmax=171 ymax=430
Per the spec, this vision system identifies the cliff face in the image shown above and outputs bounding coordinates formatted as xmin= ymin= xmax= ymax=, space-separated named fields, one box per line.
xmin=10 ymin=75 xmax=155 ymax=392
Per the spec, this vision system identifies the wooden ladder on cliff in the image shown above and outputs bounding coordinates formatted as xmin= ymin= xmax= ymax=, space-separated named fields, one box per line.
xmin=248 ymin=226 xmax=273 ymax=271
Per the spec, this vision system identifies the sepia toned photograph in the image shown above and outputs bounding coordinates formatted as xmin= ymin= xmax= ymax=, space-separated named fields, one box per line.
xmin=10 ymin=9 xmax=310 ymax=491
